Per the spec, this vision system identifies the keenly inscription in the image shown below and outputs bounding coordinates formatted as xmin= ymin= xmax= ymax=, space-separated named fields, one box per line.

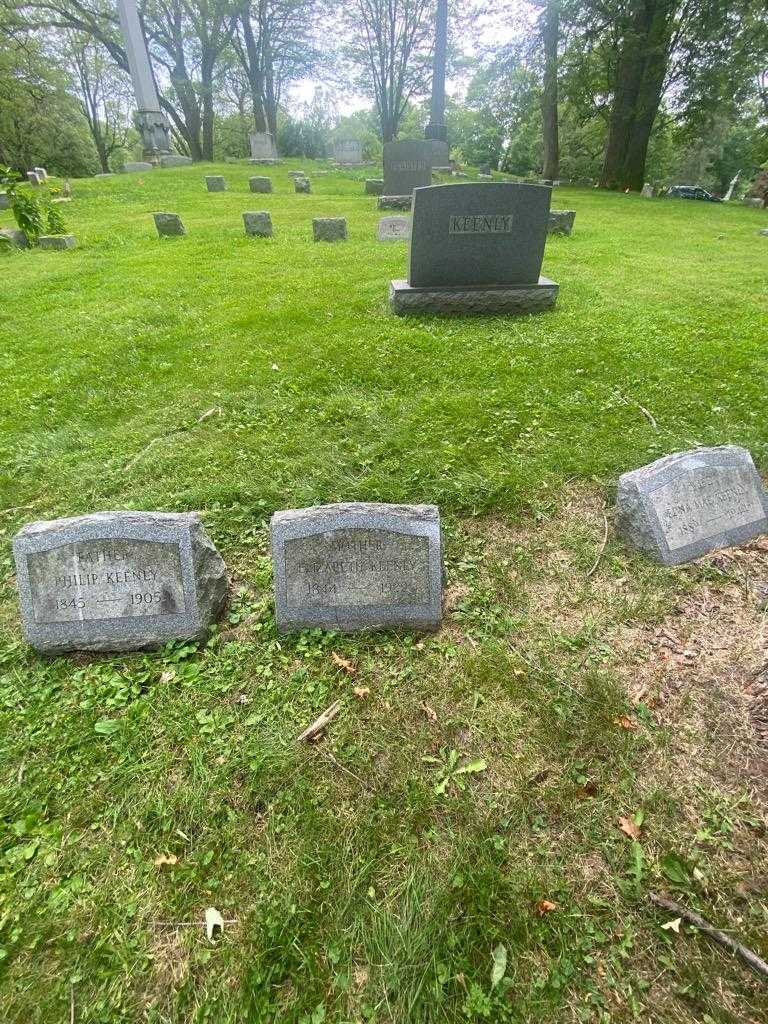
xmin=271 ymin=503 xmax=443 ymax=632
xmin=13 ymin=511 xmax=228 ymax=652
xmin=448 ymin=214 xmax=513 ymax=234
xmin=615 ymin=446 xmax=768 ymax=565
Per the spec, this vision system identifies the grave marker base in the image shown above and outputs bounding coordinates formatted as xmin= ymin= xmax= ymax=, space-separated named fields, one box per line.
xmin=389 ymin=277 xmax=558 ymax=316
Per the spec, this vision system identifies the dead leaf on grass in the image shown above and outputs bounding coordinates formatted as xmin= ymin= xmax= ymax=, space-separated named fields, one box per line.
xmin=618 ymin=816 xmax=641 ymax=841
xmin=153 ymin=853 xmax=178 ymax=867
xmin=420 ymin=701 xmax=438 ymax=723
xmin=331 ymin=652 xmax=357 ymax=675
xmin=661 ymin=917 xmax=682 ymax=933
xmin=353 ymin=686 xmax=370 ymax=699
xmin=613 ymin=715 xmax=637 ymax=731
xmin=536 ymin=899 xmax=558 ymax=915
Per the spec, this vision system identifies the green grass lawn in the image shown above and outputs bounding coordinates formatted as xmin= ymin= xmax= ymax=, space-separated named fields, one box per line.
xmin=1 ymin=162 xmax=768 ymax=1023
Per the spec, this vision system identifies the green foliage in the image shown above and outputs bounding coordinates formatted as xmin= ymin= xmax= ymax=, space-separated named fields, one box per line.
xmin=10 ymin=189 xmax=46 ymax=241
xmin=45 ymin=201 xmax=67 ymax=235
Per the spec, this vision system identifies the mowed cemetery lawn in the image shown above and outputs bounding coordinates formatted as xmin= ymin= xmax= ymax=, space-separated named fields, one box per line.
xmin=1 ymin=162 xmax=768 ymax=1024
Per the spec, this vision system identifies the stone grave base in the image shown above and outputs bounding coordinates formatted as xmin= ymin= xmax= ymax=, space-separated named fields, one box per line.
xmin=378 ymin=195 xmax=412 ymax=211
xmin=389 ymin=277 xmax=559 ymax=316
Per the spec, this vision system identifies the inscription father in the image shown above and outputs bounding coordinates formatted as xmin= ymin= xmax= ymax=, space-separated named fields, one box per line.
xmin=616 ymin=446 xmax=768 ymax=565
xmin=271 ymin=503 xmax=442 ymax=632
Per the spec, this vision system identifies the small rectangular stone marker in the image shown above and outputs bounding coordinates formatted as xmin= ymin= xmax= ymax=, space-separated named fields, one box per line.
xmin=383 ymin=139 xmax=433 ymax=198
xmin=0 ymin=228 xmax=28 ymax=248
xmin=243 ymin=211 xmax=273 ymax=237
xmin=313 ymin=217 xmax=346 ymax=242
xmin=39 ymin=235 xmax=77 ymax=250
xmin=205 ymin=175 xmax=226 ymax=192
xmin=271 ymin=503 xmax=442 ymax=632
xmin=124 ymin=161 xmax=153 ymax=173
xmin=153 ymin=212 xmax=185 ymax=237
xmin=13 ymin=511 xmax=228 ymax=652
xmin=0 ymin=192 xmax=10 ymax=210
xmin=249 ymin=176 xmax=273 ymax=193
xmin=295 ymin=177 xmax=311 ymax=193
xmin=616 ymin=446 xmax=768 ymax=565
xmin=378 ymin=195 xmax=412 ymax=211
xmin=365 ymin=179 xmax=384 ymax=195
xmin=378 ymin=216 xmax=411 ymax=241
xmin=547 ymin=210 xmax=575 ymax=235
xmin=160 ymin=154 xmax=193 ymax=168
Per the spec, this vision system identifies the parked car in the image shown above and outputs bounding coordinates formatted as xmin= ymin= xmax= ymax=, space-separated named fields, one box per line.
xmin=666 ymin=185 xmax=722 ymax=202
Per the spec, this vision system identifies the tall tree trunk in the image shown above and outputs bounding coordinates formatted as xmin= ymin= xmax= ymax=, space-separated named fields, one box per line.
xmin=540 ymin=0 xmax=559 ymax=180
xmin=200 ymin=56 xmax=215 ymax=160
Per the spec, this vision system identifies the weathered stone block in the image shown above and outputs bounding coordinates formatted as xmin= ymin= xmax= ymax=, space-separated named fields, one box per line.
xmin=0 ymin=193 xmax=10 ymax=210
xmin=160 ymin=154 xmax=193 ymax=168
xmin=378 ymin=195 xmax=412 ymax=211
xmin=547 ymin=210 xmax=576 ymax=235
xmin=271 ymin=503 xmax=442 ymax=632
xmin=153 ymin=213 xmax=185 ymax=237
xmin=124 ymin=162 xmax=153 ymax=173
xmin=615 ymin=446 xmax=768 ymax=565
xmin=0 ymin=228 xmax=29 ymax=249
xmin=12 ymin=511 xmax=228 ymax=653
xmin=205 ymin=175 xmax=227 ymax=192
xmin=313 ymin=217 xmax=346 ymax=241
xmin=39 ymin=235 xmax=76 ymax=250
xmin=743 ymin=197 xmax=764 ymax=208
xmin=377 ymin=216 xmax=411 ymax=241
xmin=365 ymin=178 xmax=384 ymax=195
xmin=389 ymin=278 xmax=559 ymax=316
xmin=243 ymin=211 xmax=273 ymax=237
xmin=249 ymin=176 xmax=273 ymax=193
xmin=295 ymin=177 xmax=311 ymax=193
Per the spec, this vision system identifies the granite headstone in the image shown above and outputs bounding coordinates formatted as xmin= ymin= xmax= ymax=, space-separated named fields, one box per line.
xmin=365 ymin=179 xmax=384 ymax=195
xmin=383 ymin=139 xmax=433 ymax=197
xmin=153 ymin=213 xmax=185 ymax=237
xmin=313 ymin=217 xmax=347 ymax=242
xmin=249 ymin=132 xmax=278 ymax=163
xmin=205 ymin=175 xmax=227 ymax=192
xmin=0 ymin=193 xmax=11 ymax=210
xmin=377 ymin=216 xmax=411 ymax=241
xmin=249 ymin=176 xmax=273 ymax=193
xmin=243 ymin=211 xmax=273 ymax=237
xmin=0 ymin=228 xmax=29 ymax=249
xmin=12 ymin=511 xmax=228 ymax=652
xmin=39 ymin=235 xmax=77 ymax=250
xmin=333 ymin=139 xmax=363 ymax=165
xmin=615 ymin=446 xmax=768 ymax=565
xmin=295 ymin=177 xmax=311 ymax=193
xmin=124 ymin=162 xmax=153 ymax=173
xmin=271 ymin=503 xmax=442 ymax=632
xmin=547 ymin=210 xmax=576 ymax=235
xmin=160 ymin=154 xmax=193 ymax=168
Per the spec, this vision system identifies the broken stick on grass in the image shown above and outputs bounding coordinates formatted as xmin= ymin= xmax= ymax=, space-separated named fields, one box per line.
xmin=586 ymin=507 xmax=609 ymax=579
xmin=297 ymin=700 xmax=341 ymax=742
xmin=649 ymin=892 xmax=768 ymax=981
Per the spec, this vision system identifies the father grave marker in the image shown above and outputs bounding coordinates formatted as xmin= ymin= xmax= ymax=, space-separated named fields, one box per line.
xmin=271 ymin=503 xmax=442 ymax=633
xmin=378 ymin=216 xmax=411 ymax=241
xmin=383 ymin=139 xmax=433 ymax=199
xmin=615 ymin=446 xmax=768 ymax=565
xmin=13 ymin=511 xmax=228 ymax=652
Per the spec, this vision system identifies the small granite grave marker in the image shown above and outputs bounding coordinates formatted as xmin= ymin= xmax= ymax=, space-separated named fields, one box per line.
xmin=39 ymin=235 xmax=77 ymax=250
xmin=365 ymin=179 xmax=384 ymax=195
xmin=160 ymin=154 xmax=193 ymax=168
xmin=377 ymin=216 xmax=411 ymax=241
xmin=383 ymin=139 xmax=433 ymax=198
xmin=271 ymin=502 xmax=442 ymax=632
xmin=378 ymin=195 xmax=412 ymax=211
xmin=153 ymin=212 xmax=185 ymax=237
xmin=243 ymin=211 xmax=273 ymax=237
xmin=295 ymin=177 xmax=311 ymax=193
xmin=313 ymin=217 xmax=347 ymax=242
xmin=288 ymin=170 xmax=307 ymax=179
xmin=124 ymin=161 xmax=153 ymax=173
xmin=615 ymin=446 xmax=768 ymax=565
xmin=12 ymin=511 xmax=228 ymax=652
xmin=249 ymin=176 xmax=273 ymax=193
xmin=547 ymin=210 xmax=576 ymax=235
xmin=205 ymin=175 xmax=226 ymax=192
xmin=390 ymin=181 xmax=558 ymax=315
xmin=0 ymin=228 xmax=29 ymax=248
xmin=0 ymin=193 xmax=10 ymax=210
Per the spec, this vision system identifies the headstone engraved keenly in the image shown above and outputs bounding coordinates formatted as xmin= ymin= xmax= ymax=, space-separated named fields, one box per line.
xmin=333 ymin=139 xmax=363 ymax=165
xmin=615 ymin=446 xmax=768 ymax=565
xmin=13 ymin=511 xmax=228 ymax=652
xmin=377 ymin=216 xmax=411 ymax=242
xmin=205 ymin=175 xmax=226 ymax=192
xmin=383 ymin=139 xmax=433 ymax=198
xmin=271 ymin=503 xmax=442 ymax=632
xmin=249 ymin=132 xmax=278 ymax=163
xmin=390 ymin=182 xmax=558 ymax=315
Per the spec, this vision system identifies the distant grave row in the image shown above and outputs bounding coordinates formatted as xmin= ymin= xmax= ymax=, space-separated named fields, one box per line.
xmin=11 ymin=446 xmax=768 ymax=652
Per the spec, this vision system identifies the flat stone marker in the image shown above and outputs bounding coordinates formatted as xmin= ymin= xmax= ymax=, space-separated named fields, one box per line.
xmin=0 ymin=228 xmax=29 ymax=249
xmin=124 ymin=162 xmax=153 ymax=173
xmin=249 ymin=176 xmax=273 ymax=193
xmin=383 ymin=138 xmax=433 ymax=198
xmin=313 ymin=217 xmax=346 ymax=242
xmin=743 ymin=197 xmax=763 ymax=208
xmin=547 ymin=210 xmax=576 ymax=235
xmin=244 ymin=211 xmax=273 ymax=237
xmin=0 ymin=193 xmax=10 ymax=210
xmin=206 ymin=175 xmax=226 ymax=192
xmin=378 ymin=195 xmax=412 ymax=211
xmin=365 ymin=178 xmax=384 ymax=195
xmin=295 ymin=177 xmax=311 ymax=193
xmin=378 ymin=216 xmax=411 ymax=241
xmin=160 ymin=154 xmax=193 ymax=168
xmin=616 ymin=446 xmax=768 ymax=565
xmin=39 ymin=235 xmax=77 ymax=250
xmin=271 ymin=503 xmax=442 ymax=632
xmin=390 ymin=181 xmax=557 ymax=315
xmin=153 ymin=212 xmax=185 ymax=237
xmin=12 ymin=511 xmax=228 ymax=653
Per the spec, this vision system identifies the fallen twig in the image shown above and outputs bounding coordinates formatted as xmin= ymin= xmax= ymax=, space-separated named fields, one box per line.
xmin=123 ymin=406 xmax=222 ymax=472
xmin=70 ymin=983 xmax=75 ymax=1024
xmin=586 ymin=508 xmax=609 ymax=579
xmin=323 ymin=749 xmax=368 ymax=787
xmin=649 ymin=892 xmax=768 ymax=980
xmin=149 ymin=918 xmax=238 ymax=928
xmin=614 ymin=389 xmax=658 ymax=431
xmin=297 ymin=700 xmax=341 ymax=742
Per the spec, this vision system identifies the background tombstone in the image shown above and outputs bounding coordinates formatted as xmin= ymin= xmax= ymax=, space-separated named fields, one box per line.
xmin=383 ymin=139 xmax=433 ymax=198
xmin=378 ymin=216 xmax=411 ymax=242
xmin=153 ymin=212 xmax=185 ymax=237
xmin=160 ymin=154 xmax=193 ymax=168
xmin=547 ymin=210 xmax=576 ymax=235
xmin=295 ymin=177 xmax=311 ymax=193
xmin=205 ymin=175 xmax=226 ymax=192
xmin=26 ymin=171 xmax=41 ymax=186
xmin=124 ymin=161 xmax=153 ymax=173
xmin=365 ymin=178 xmax=384 ymax=195
xmin=641 ymin=183 xmax=654 ymax=198
xmin=616 ymin=446 xmax=768 ymax=566
xmin=249 ymin=132 xmax=278 ymax=163
xmin=12 ymin=511 xmax=228 ymax=653
xmin=378 ymin=195 xmax=412 ymax=211
xmin=39 ymin=235 xmax=77 ymax=250
xmin=33 ymin=167 xmax=48 ymax=180
xmin=271 ymin=503 xmax=442 ymax=632
xmin=243 ymin=211 xmax=273 ymax=237
xmin=249 ymin=176 xmax=273 ymax=193
xmin=0 ymin=193 xmax=10 ymax=210
xmin=390 ymin=182 xmax=558 ymax=315
xmin=313 ymin=217 xmax=347 ymax=242
xmin=0 ymin=228 xmax=29 ymax=248
xmin=333 ymin=139 xmax=363 ymax=165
